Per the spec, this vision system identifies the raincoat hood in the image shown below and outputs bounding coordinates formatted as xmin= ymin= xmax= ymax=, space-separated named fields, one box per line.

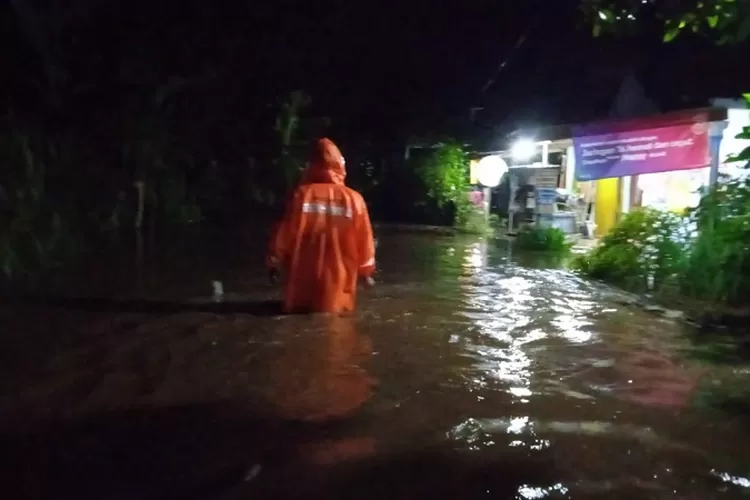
xmin=300 ymin=138 xmax=346 ymax=185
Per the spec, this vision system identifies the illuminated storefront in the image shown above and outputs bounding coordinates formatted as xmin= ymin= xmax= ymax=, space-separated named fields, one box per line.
xmin=479 ymin=101 xmax=749 ymax=237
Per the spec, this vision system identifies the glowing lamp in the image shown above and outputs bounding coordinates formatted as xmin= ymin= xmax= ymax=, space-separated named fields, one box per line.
xmin=511 ymin=139 xmax=536 ymax=161
xmin=475 ymin=155 xmax=508 ymax=188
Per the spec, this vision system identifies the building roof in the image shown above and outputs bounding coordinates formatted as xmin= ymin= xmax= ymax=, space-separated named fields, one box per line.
xmin=469 ymin=35 xmax=750 ymax=153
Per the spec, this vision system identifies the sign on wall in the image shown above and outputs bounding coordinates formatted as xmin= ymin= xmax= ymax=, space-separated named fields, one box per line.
xmin=532 ymin=168 xmax=559 ymax=188
xmin=536 ymin=187 xmax=557 ymax=215
xmin=469 ymin=159 xmax=479 ymax=184
xmin=573 ymin=114 xmax=710 ymax=181
xmin=536 ymin=187 xmax=557 ymax=205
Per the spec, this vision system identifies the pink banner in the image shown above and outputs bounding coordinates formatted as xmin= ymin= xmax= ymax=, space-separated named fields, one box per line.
xmin=573 ymin=114 xmax=710 ymax=181
xmin=468 ymin=189 xmax=484 ymax=208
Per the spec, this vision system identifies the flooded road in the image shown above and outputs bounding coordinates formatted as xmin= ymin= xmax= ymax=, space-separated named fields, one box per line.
xmin=1 ymin=231 xmax=749 ymax=499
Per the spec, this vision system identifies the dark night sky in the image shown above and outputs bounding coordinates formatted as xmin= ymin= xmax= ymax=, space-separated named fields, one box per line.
xmin=4 ymin=0 xmax=749 ymax=146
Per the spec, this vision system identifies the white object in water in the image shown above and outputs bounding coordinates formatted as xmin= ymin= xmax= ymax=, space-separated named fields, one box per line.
xmin=212 ymin=280 xmax=224 ymax=302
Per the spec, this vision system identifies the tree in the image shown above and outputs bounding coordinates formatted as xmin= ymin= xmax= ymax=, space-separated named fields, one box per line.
xmin=415 ymin=142 xmax=469 ymax=210
xmin=582 ymin=0 xmax=750 ymax=43
xmin=271 ymin=90 xmax=332 ymax=192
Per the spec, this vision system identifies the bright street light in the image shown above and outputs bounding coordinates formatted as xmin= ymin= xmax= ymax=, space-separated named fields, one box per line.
xmin=511 ymin=138 xmax=536 ymax=161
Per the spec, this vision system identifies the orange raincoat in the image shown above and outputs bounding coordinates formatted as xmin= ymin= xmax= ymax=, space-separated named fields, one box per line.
xmin=266 ymin=138 xmax=376 ymax=314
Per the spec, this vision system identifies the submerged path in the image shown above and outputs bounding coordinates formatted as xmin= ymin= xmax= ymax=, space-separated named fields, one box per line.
xmin=1 ymin=232 xmax=749 ymax=499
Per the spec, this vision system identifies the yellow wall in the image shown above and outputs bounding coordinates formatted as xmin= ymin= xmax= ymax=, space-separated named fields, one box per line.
xmin=595 ymin=177 xmax=619 ymax=237
xmin=469 ymin=159 xmax=479 ymax=184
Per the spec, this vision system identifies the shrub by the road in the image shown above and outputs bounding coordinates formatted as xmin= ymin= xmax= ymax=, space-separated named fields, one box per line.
xmin=571 ymin=208 xmax=689 ymax=292
xmin=515 ymin=225 xmax=572 ymax=254
xmin=573 ymin=180 xmax=750 ymax=307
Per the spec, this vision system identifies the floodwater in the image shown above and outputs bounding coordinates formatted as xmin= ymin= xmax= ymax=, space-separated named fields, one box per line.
xmin=1 ymin=231 xmax=750 ymax=499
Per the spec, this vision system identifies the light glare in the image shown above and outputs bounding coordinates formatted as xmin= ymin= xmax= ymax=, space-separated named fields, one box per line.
xmin=475 ymin=155 xmax=508 ymax=188
xmin=511 ymin=139 xmax=536 ymax=161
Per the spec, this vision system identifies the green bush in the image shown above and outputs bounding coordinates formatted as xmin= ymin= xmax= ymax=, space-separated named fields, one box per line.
xmin=571 ymin=208 xmax=689 ymax=292
xmin=416 ymin=142 xmax=469 ymax=210
xmin=412 ymin=141 xmax=478 ymax=230
xmin=679 ymin=177 xmax=750 ymax=305
xmin=573 ymin=185 xmax=750 ymax=306
xmin=515 ymin=225 xmax=572 ymax=254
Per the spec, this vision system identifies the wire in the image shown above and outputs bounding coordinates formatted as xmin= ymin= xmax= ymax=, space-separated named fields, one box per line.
xmin=479 ymin=30 xmax=530 ymax=96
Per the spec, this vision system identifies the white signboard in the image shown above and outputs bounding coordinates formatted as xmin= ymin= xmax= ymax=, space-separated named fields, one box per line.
xmin=533 ymin=168 xmax=559 ymax=188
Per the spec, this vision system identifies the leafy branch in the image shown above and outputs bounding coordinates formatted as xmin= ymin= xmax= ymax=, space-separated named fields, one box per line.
xmin=582 ymin=0 xmax=750 ymax=43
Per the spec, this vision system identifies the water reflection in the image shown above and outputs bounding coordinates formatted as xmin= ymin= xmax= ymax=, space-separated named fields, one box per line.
xmin=463 ymin=240 xmax=488 ymax=270
xmin=460 ymin=241 xmax=536 ymax=403
xmin=551 ymin=314 xmax=592 ymax=344
xmin=458 ymin=241 xmax=601 ymax=405
xmin=266 ymin=314 xmax=375 ymax=423
xmin=611 ymin=349 xmax=698 ymax=408
xmin=261 ymin=314 xmax=379 ymax=467
xmin=517 ymin=483 xmax=569 ymax=499
xmin=712 ymin=470 xmax=750 ymax=489
xmin=449 ymin=417 xmax=697 ymax=450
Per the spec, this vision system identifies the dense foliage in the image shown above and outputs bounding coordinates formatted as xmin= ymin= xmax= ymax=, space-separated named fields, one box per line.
xmin=0 ymin=0 xmax=498 ymax=280
xmin=364 ymin=141 xmax=487 ymax=232
xmin=416 ymin=143 xmax=469 ymax=210
xmin=681 ymin=168 xmax=750 ymax=304
xmin=415 ymin=143 xmax=482 ymax=233
xmin=571 ymin=208 xmax=690 ymax=292
xmin=582 ymin=0 xmax=750 ymax=43
xmin=573 ymin=193 xmax=750 ymax=306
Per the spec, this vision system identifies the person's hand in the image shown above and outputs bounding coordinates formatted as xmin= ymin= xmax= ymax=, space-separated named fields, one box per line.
xmin=268 ymin=267 xmax=281 ymax=285
xmin=363 ymin=276 xmax=375 ymax=288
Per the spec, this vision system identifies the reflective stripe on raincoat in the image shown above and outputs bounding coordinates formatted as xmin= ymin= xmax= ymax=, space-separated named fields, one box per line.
xmin=266 ymin=138 xmax=376 ymax=314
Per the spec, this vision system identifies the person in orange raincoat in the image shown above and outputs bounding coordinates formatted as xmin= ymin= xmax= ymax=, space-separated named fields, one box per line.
xmin=266 ymin=138 xmax=376 ymax=314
